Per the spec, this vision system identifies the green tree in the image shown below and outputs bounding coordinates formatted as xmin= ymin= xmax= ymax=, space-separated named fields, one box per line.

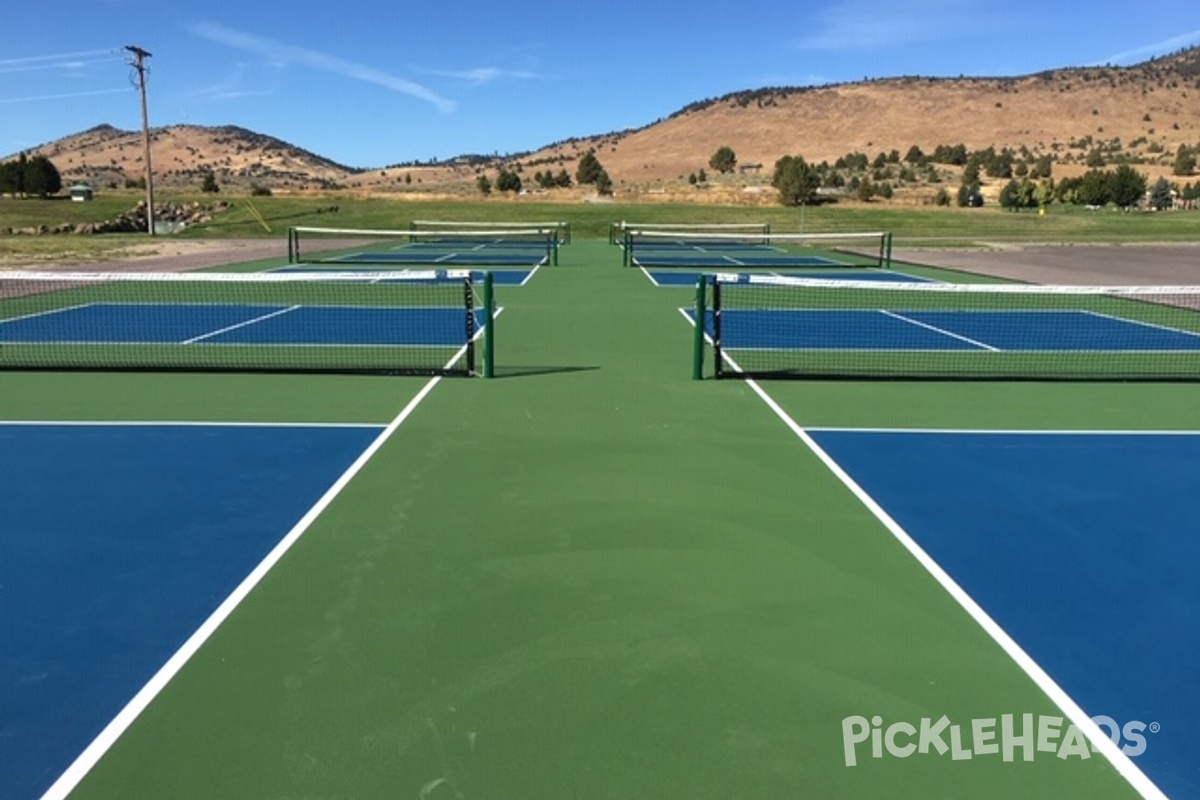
xmin=594 ymin=169 xmax=613 ymax=196
xmin=932 ymin=143 xmax=968 ymax=165
xmin=856 ymin=176 xmax=875 ymax=201
xmin=1035 ymin=179 xmax=1056 ymax=208
xmin=999 ymin=179 xmax=1039 ymax=210
xmin=984 ymin=148 xmax=1014 ymax=179
xmin=999 ymin=180 xmax=1020 ymax=209
xmin=0 ymin=157 xmax=23 ymax=195
xmin=961 ymin=157 xmax=981 ymax=186
xmin=554 ymin=168 xmax=572 ymax=188
xmin=200 ymin=169 xmax=220 ymax=193
xmin=933 ymin=187 xmax=952 ymax=206
xmin=1030 ymin=154 xmax=1054 ymax=179
xmin=22 ymin=155 xmax=62 ymax=196
xmin=771 ymin=155 xmax=820 ymax=206
xmin=476 ymin=174 xmax=492 ymax=195
xmin=904 ymin=145 xmax=925 ymax=164
xmin=709 ymin=145 xmax=737 ymax=174
xmin=1148 ymin=176 xmax=1173 ymax=210
xmin=1077 ymin=169 xmax=1112 ymax=206
xmin=0 ymin=153 xmax=29 ymax=195
xmin=1086 ymin=149 xmax=1106 ymax=168
xmin=957 ymin=182 xmax=983 ymax=207
xmin=1109 ymin=164 xmax=1146 ymax=208
xmin=1173 ymin=145 xmax=1196 ymax=177
xmin=576 ymin=150 xmax=605 ymax=185
xmin=495 ymin=168 xmax=522 ymax=193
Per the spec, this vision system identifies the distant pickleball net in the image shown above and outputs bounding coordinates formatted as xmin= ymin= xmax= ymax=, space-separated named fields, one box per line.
xmin=623 ymin=229 xmax=892 ymax=269
xmin=0 ymin=270 xmax=494 ymax=375
xmin=410 ymin=219 xmax=571 ymax=244
xmin=691 ymin=274 xmax=1200 ymax=380
xmin=609 ymin=221 xmax=771 ymax=245
xmin=288 ymin=225 xmax=558 ymax=267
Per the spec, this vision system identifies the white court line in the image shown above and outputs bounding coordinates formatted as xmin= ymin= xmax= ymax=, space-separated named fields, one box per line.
xmin=1082 ymin=308 xmax=1200 ymax=341
xmin=518 ymin=264 xmax=541 ymax=287
xmin=744 ymin=382 xmax=1168 ymax=800
xmin=675 ymin=307 xmax=1168 ymax=800
xmin=807 ymin=426 xmax=1200 ymax=435
xmin=878 ymin=309 xmax=1000 ymax=351
xmin=182 ymin=305 xmax=301 ymax=344
xmin=0 ymin=420 xmax=384 ymax=428
xmin=0 ymin=302 xmax=95 ymax=326
xmin=37 ymin=337 xmax=478 ymax=800
xmin=638 ymin=266 xmax=662 ymax=287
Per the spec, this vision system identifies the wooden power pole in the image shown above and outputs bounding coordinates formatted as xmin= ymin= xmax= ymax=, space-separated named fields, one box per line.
xmin=124 ymin=45 xmax=155 ymax=235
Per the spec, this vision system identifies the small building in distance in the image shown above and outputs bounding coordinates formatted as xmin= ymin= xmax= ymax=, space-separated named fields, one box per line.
xmin=69 ymin=183 xmax=94 ymax=202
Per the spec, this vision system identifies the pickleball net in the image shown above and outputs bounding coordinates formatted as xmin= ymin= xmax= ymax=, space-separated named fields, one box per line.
xmin=623 ymin=230 xmax=892 ymax=269
xmin=0 ymin=269 xmax=494 ymax=376
xmin=609 ymin=221 xmax=771 ymax=245
xmin=288 ymin=225 xmax=558 ymax=266
xmin=410 ymin=219 xmax=571 ymax=244
xmin=691 ymin=274 xmax=1200 ymax=380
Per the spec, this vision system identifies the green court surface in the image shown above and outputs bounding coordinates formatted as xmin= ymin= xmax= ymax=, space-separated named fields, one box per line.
xmin=7 ymin=239 xmax=1189 ymax=799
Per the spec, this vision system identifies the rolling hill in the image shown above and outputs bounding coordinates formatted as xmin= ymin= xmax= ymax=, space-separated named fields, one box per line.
xmin=12 ymin=47 xmax=1200 ymax=203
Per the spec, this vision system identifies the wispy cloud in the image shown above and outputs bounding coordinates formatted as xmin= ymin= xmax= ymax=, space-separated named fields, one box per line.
xmin=431 ymin=67 xmax=539 ymax=86
xmin=189 ymin=21 xmax=455 ymax=112
xmin=0 ymin=48 xmax=120 ymax=66
xmin=0 ymin=88 xmax=129 ymax=104
xmin=1099 ymin=29 xmax=1200 ymax=65
xmin=796 ymin=0 xmax=989 ymax=52
xmin=0 ymin=56 xmax=124 ymax=76
xmin=194 ymin=63 xmax=276 ymax=101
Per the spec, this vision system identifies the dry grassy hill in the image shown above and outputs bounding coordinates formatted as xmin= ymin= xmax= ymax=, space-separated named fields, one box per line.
xmin=15 ymin=47 xmax=1200 ymax=203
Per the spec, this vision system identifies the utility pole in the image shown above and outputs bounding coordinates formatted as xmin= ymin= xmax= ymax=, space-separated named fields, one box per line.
xmin=124 ymin=45 xmax=155 ymax=235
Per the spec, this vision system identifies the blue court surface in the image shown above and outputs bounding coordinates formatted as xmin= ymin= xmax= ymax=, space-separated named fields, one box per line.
xmin=275 ymin=266 xmax=536 ymax=286
xmin=645 ymin=269 xmax=931 ymax=287
xmin=697 ymin=309 xmax=1200 ymax=352
xmin=0 ymin=422 xmax=383 ymax=800
xmin=0 ymin=303 xmax=485 ymax=346
xmin=808 ymin=429 xmax=1200 ymax=800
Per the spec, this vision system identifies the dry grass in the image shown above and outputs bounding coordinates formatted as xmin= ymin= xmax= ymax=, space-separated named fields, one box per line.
xmin=18 ymin=53 xmax=1200 ymax=200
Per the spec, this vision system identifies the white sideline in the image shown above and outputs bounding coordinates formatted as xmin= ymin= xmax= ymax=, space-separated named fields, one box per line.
xmin=677 ymin=305 xmax=1168 ymax=800
xmin=37 ymin=360 xmax=465 ymax=800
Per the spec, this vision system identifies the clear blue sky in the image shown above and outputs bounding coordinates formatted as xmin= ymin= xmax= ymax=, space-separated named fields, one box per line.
xmin=3 ymin=0 xmax=1199 ymax=168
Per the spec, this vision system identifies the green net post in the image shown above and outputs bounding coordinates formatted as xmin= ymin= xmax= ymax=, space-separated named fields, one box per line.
xmin=884 ymin=232 xmax=893 ymax=269
xmin=286 ymin=227 xmax=296 ymax=264
xmin=481 ymin=271 xmax=495 ymax=378
xmin=692 ymin=274 xmax=707 ymax=380
xmin=552 ymin=235 xmax=559 ymax=266
xmin=622 ymin=231 xmax=631 ymax=267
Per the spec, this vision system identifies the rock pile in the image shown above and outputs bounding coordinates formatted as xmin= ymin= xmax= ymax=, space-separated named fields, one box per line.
xmin=1 ymin=200 xmax=231 ymax=236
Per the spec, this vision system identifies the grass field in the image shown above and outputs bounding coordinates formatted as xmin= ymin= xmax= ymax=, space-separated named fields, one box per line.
xmin=2 ymin=210 xmax=1199 ymax=799
xmin=5 ymin=193 xmax=1200 ymax=261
